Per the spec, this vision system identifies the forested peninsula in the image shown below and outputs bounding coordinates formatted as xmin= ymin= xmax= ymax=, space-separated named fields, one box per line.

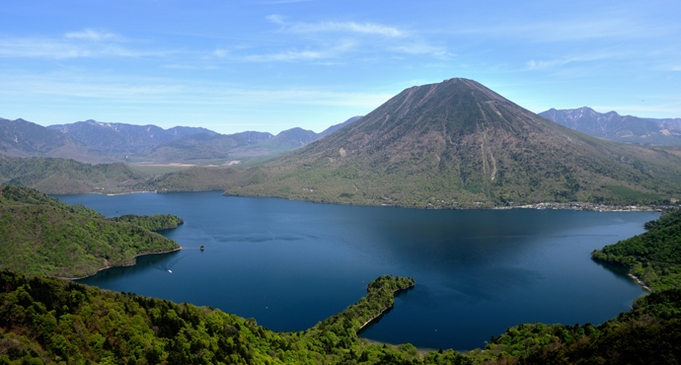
xmin=1 ymin=184 xmax=681 ymax=364
xmin=0 ymin=185 xmax=182 ymax=278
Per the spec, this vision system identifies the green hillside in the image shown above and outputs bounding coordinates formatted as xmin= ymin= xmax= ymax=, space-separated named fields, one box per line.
xmin=1 ymin=186 xmax=681 ymax=363
xmin=0 ymin=185 xmax=181 ymax=278
xmin=593 ymin=209 xmax=681 ymax=291
xmin=0 ymin=154 xmax=150 ymax=194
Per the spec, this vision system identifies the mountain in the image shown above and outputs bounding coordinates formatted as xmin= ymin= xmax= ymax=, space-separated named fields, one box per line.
xmin=3 ymin=114 xmax=361 ymax=164
xmin=0 ymin=118 xmax=103 ymax=162
xmin=539 ymin=107 xmax=681 ymax=146
xmin=48 ymin=120 xmax=219 ymax=155
xmin=0 ymin=154 xmax=150 ymax=194
xmin=318 ymin=116 xmax=363 ymax=138
xmin=133 ymin=122 xmax=361 ymax=164
xmin=217 ymin=78 xmax=681 ymax=207
xmin=132 ymin=133 xmax=247 ymax=163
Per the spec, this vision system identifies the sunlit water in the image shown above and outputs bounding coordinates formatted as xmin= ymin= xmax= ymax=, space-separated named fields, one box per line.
xmin=56 ymin=192 xmax=653 ymax=351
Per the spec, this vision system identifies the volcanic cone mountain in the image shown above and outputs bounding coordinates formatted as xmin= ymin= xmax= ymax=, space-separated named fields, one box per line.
xmin=222 ymin=78 xmax=681 ymax=207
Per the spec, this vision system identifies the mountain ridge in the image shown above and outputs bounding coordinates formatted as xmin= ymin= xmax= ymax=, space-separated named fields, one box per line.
xmin=0 ymin=117 xmax=105 ymax=163
xmin=539 ymin=107 xmax=681 ymax=145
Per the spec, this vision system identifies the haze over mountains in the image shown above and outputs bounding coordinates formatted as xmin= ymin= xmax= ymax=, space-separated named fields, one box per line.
xmin=0 ymin=116 xmax=361 ymax=164
xmin=540 ymin=107 xmax=681 ymax=146
xmin=47 ymin=120 xmax=219 ymax=155
xmin=0 ymin=118 xmax=101 ymax=163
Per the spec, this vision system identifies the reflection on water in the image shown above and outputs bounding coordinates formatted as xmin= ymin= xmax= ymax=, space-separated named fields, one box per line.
xmin=58 ymin=192 xmax=655 ymax=351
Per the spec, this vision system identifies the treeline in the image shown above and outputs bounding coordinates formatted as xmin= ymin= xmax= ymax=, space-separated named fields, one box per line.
xmin=0 ymin=185 xmax=181 ymax=278
xmin=592 ymin=209 xmax=681 ymax=291
xmin=0 ymin=154 xmax=149 ymax=194
xmin=3 ymin=269 xmax=679 ymax=364
xmin=112 ymin=214 xmax=184 ymax=231
xmin=0 ymin=272 xmax=475 ymax=365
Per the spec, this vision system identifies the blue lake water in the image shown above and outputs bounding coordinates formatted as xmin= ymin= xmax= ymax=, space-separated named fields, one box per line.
xmin=56 ymin=192 xmax=653 ymax=351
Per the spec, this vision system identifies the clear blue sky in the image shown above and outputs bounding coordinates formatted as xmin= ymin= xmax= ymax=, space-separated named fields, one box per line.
xmin=1 ymin=0 xmax=679 ymax=134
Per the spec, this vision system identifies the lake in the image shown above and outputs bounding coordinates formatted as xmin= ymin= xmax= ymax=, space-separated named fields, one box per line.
xmin=56 ymin=192 xmax=653 ymax=351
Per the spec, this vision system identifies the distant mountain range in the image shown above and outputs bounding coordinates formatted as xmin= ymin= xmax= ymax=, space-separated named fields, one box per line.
xmin=0 ymin=118 xmax=103 ymax=163
xmin=0 ymin=116 xmax=362 ymax=164
xmin=539 ymin=107 xmax=681 ymax=145
xmin=47 ymin=120 xmax=220 ymax=155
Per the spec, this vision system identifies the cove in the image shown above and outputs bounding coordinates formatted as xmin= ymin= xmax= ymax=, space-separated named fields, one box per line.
xmin=56 ymin=192 xmax=654 ymax=351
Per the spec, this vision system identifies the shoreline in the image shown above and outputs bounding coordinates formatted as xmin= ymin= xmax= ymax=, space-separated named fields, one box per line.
xmin=63 ymin=246 xmax=182 ymax=281
xmin=358 ymin=283 xmax=415 ymax=332
xmin=57 ymin=189 xmax=679 ymax=212
xmin=359 ymin=337 xmax=439 ymax=356
xmin=628 ymin=272 xmax=652 ymax=292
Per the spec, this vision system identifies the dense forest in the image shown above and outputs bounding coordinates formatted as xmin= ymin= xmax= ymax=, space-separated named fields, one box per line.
xmin=111 ymin=215 xmax=184 ymax=232
xmin=1 ymin=185 xmax=680 ymax=363
xmin=592 ymin=209 xmax=681 ymax=291
xmin=0 ymin=185 xmax=182 ymax=278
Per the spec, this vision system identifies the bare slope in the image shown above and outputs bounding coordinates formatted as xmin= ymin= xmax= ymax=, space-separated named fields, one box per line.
xmin=222 ymin=78 xmax=681 ymax=207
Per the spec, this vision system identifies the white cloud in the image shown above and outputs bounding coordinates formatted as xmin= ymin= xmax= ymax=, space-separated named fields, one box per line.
xmin=251 ymin=15 xmax=448 ymax=62
xmin=267 ymin=15 xmax=404 ymax=37
xmin=242 ymin=40 xmax=355 ymax=62
xmin=0 ymin=71 xmax=391 ymax=110
xmin=526 ymin=50 xmax=631 ymax=71
xmin=0 ymin=31 xmax=172 ymax=59
xmin=65 ymin=29 xmax=117 ymax=41
xmin=213 ymin=49 xmax=229 ymax=58
xmin=266 ymin=14 xmax=286 ymax=25
xmin=389 ymin=42 xmax=452 ymax=58
xmin=289 ymin=21 xmax=404 ymax=37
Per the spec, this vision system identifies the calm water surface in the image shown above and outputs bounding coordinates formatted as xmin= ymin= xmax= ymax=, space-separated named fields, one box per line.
xmin=56 ymin=192 xmax=653 ymax=351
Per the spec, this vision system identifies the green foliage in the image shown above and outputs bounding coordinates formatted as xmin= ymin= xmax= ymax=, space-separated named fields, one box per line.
xmin=592 ymin=209 xmax=681 ymax=291
xmin=0 ymin=271 xmax=476 ymax=365
xmin=0 ymin=154 xmax=150 ymax=194
xmin=111 ymin=214 xmax=184 ymax=231
xmin=0 ymin=185 xmax=181 ymax=278
xmin=144 ymin=166 xmax=239 ymax=192
xmin=605 ymin=185 xmax=664 ymax=203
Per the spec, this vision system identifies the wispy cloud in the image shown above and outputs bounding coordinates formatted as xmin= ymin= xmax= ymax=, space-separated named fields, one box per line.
xmin=0 ymin=30 xmax=169 ymax=59
xmin=526 ymin=50 xmax=631 ymax=71
xmin=65 ymin=29 xmax=117 ymax=41
xmin=240 ymin=40 xmax=355 ymax=62
xmin=266 ymin=14 xmax=404 ymax=37
xmin=233 ymin=15 xmax=448 ymax=63
xmin=0 ymin=71 xmax=391 ymax=110
xmin=455 ymin=13 xmax=680 ymax=43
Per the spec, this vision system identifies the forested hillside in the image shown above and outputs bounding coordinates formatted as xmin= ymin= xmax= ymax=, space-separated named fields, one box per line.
xmin=1 ymin=189 xmax=681 ymax=363
xmin=0 ymin=185 xmax=181 ymax=278
xmin=0 ymin=154 xmax=149 ymax=194
xmin=593 ymin=209 xmax=681 ymax=291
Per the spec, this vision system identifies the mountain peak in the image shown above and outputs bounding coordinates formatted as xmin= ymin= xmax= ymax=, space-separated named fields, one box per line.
xmin=226 ymin=78 xmax=681 ymax=207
